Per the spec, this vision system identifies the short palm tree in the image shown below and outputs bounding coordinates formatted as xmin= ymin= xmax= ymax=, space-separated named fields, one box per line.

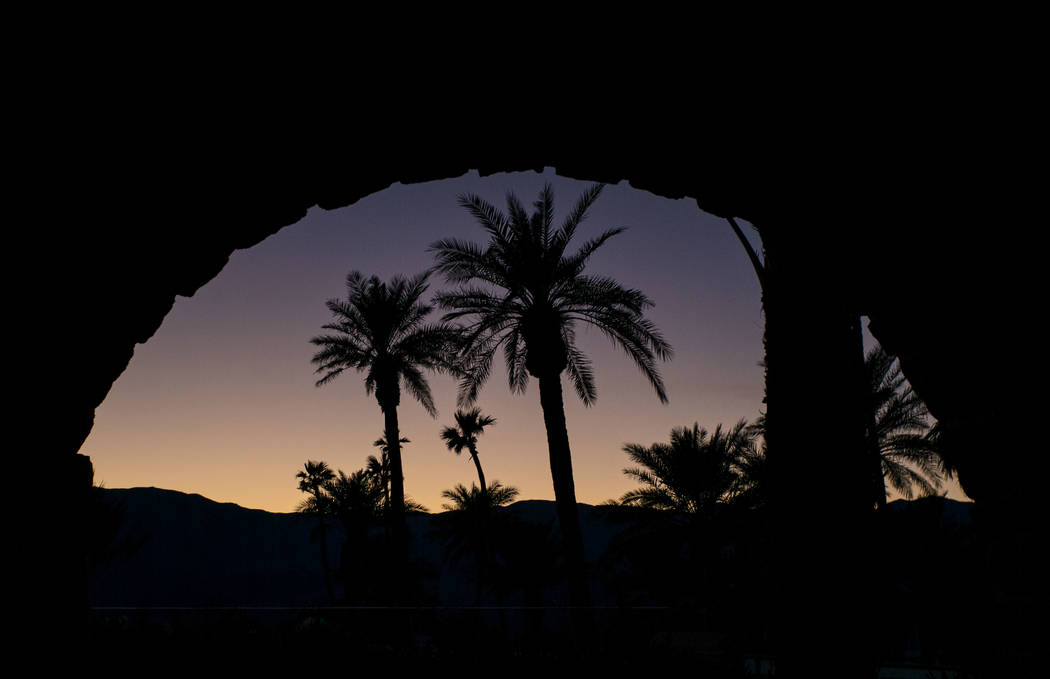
xmin=295 ymin=460 xmax=336 ymax=602
xmin=322 ymin=468 xmax=383 ymax=600
xmin=437 ymin=481 xmax=520 ymax=606
xmin=325 ymin=468 xmax=384 ymax=532
xmin=310 ymin=271 xmax=460 ymax=536
xmin=731 ymin=417 xmax=771 ymax=510
xmin=865 ymin=345 xmax=943 ymax=508
xmin=439 ymin=408 xmax=496 ymax=492
xmin=619 ymin=420 xmax=759 ymax=516
xmin=441 ymin=481 xmax=520 ymax=512
xmin=431 ymin=182 xmax=672 ymax=608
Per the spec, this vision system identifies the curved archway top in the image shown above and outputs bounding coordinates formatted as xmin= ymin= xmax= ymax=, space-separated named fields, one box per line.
xmin=59 ymin=157 xmax=771 ymax=458
xmin=53 ymin=148 xmax=1003 ymax=498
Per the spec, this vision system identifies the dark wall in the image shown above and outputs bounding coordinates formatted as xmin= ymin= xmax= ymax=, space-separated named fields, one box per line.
xmin=33 ymin=123 xmax=1028 ymax=669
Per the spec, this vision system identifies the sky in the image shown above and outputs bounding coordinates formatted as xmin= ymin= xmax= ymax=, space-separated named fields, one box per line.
xmin=80 ymin=168 xmax=969 ymax=513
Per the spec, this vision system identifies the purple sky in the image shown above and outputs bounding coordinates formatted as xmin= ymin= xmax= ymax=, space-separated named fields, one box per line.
xmin=80 ymin=168 xmax=967 ymax=512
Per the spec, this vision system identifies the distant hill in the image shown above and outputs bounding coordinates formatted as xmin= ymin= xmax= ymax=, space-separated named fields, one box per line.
xmin=89 ymin=487 xmax=973 ymax=610
xmin=90 ymin=487 xmax=340 ymax=607
xmin=90 ymin=487 xmax=625 ymax=608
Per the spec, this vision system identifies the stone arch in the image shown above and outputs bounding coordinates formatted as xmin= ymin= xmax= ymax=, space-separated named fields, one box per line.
xmin=41 ymin=137 xmax=1025 ymax=670
xmin=55 ymin=147 xmax=1002 ymax=505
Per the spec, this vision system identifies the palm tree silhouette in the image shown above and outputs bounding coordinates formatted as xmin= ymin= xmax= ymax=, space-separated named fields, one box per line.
xmin=618 ymin=420 xmax=760 ymax=516
xmin=296 ymin=460 xmax=336 ymax=602
xmin=865 ymin=345 xmax=943 ymax=508
xmin=732 ymin=417 xmax=771 ymax=510
xmin=367 ymin=434 xmax=409 ymax=516
xmin=310 ymin=271 xmax=459 ymax=537
xmin=325 ymin=468 xmax=384 ymax=530
xmin=320 ymin=468 xmax=383 ymax=601
xmin=437 ymin=481 xmax=519 ymax=606
xmin=431 ymin=182 xmax=672 ymax=609
xmin=440 ymin=408 xmax=496 ymax=493
xmin=441 ymin=481 xmax=520 ymax=512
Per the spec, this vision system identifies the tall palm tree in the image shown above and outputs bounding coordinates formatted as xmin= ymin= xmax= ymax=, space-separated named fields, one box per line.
xmin=618 ymin=420 xmax=759 ymax=516
xmin=439 ymin=408 xmax=496 ymax=492
xmin=310 ymin=271 xmax=459 ymax=537
xmin=296 ymin=460 xmax=336 ymax=602
xmin=865 ymin=345 xmax=943 ymax=508
xmin=431 ymin=182 xmax=672 ymax=608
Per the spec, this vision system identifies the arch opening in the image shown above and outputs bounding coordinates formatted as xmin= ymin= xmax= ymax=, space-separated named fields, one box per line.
xmin=82 ymin=168 xmax=775 ymax=513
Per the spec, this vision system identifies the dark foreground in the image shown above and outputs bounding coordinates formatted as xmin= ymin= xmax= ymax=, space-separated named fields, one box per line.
xmin=84 ymin=489 xmax=999 ymax=675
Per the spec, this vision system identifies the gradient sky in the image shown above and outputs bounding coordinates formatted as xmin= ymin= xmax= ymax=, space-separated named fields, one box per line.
xmin=81 ymin=168 xmax=968 ymax=512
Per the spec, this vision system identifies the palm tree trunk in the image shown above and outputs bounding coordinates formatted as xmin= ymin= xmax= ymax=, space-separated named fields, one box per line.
xmin=475 ymin=549 xmax=485 ymax=608
xmin=537 ymin=374 xmax=590 ymax=612
xmin=468 ymin=444 xmax=487 ymax=492
xmin=317 ymin=513 xmax=334 ymax=603
xmin=873 ymin=465 xmax=888 ymax=510
xmin=382 ymin=404 xmax=407 ymax=538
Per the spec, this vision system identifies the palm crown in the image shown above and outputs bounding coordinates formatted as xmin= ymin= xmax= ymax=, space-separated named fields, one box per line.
xmin=311 ymin=271 xmax=459 ymax=415
xmin=440 ymin=407 xmax=497 ymax=492
xmin=326 ymin=469 xmax=384 ymax=525
xmin=310 ymin=271 xmax=459 ymax=525
xmin=619 ymin=420 xmax=760 ymax=515
xmin=440 ymin=408 xmax=496 ymax=453
xmin=296 ymin=460 xmax=336 ymax=504
xmin=430 ymin=182 xmax=673 ymax=405
xmin=440 ymin=480 xmax=519 ymax=513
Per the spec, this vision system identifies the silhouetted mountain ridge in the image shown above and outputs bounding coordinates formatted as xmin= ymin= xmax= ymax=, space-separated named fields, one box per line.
xmin=90 ymin=487 xmax=973 ymax=609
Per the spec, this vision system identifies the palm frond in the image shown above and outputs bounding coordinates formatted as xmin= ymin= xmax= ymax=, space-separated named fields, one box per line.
xmin=456 ymin=193 xmax=511 ymax=242
xmin=865 ymin=345 xmax=944 ymax=504
xmin=553 ymin=183 xmax=605 ymax=257
xmin=503 ymin=326 xmax=529 ymax=395
xmin=556 ymin=227 xmax=627 ymax=279
xmin=564 ymin=331 xmax=597 ymax=405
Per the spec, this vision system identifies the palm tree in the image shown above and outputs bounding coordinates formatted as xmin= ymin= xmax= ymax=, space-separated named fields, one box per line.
xmin=865 ymin=345 xmax=943 ymax=508
xmin=296 ymin=460 xmax=336 ymax=602
xmin=320 ymin=468 xmax=383 ymax=601
xmin=310 ymin=271 xmax=460 ymax=537
xmin=325 ymin=468 xmax=384 ymax=531
xmin=439 ymin=408 xmax=496 ymax=492
xmin=607 ymin=420 xmax=765 ymax=620
xmin=431 ymin=182 xmax=673 ymax=609
xmin=441 ymin=481 xmax=520 ymax=511
xmin=367 ymin=434 xmax=409 ymax=515
xmin=618 ymin=420 xmax=760 ymax=516
xmin=437 ymin=481 xmax=519 ymax=606
xmin=732 ymin=417 xmax=771 ymax=510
